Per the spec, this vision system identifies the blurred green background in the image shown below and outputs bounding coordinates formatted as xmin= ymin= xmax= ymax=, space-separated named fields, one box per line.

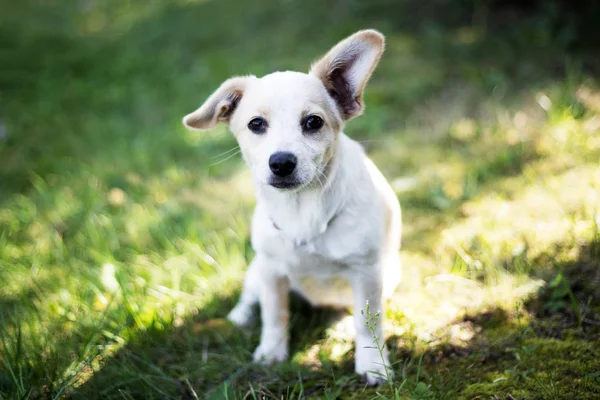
xmin=1 ymin=0 xmax=600 ymax=398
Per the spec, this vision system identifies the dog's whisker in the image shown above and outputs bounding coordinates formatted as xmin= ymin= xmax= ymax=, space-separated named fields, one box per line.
xmin=300 ymin=141 xmax=329 ymax=191
xmin=210 ymin=145 xmax=240 ymax=160
xmin=312 ymin=166 xmax=326 ymax=191
xmin=317 ymin=169 xmax=328 ymax=190
xmin=209 ymin=149 xmax=242 ymax=166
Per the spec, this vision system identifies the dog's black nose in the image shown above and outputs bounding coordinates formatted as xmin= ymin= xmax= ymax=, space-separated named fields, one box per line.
xmin=269 ymin=152 xmax=297 ymax=177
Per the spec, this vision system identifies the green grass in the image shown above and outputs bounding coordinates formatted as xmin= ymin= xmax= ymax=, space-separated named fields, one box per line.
xmin=1 ymin=0 xmax=600 ymax=398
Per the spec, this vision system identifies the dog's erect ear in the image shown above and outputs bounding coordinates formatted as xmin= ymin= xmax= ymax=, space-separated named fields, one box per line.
xmin=182 ymin=76 xmax=253 ymax=131
xmin=310 ymin=30 xmax=384 ymax=121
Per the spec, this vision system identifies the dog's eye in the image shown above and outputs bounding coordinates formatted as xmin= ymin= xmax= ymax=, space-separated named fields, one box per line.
xmin=303 ymin=115 xmax=324 ymax=132
xmin=248 ymin=117 xmax=267 ymax=134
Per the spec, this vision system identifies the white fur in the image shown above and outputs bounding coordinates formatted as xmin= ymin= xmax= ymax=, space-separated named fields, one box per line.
xmin=183 ymin=30 xmax=401 ymax=385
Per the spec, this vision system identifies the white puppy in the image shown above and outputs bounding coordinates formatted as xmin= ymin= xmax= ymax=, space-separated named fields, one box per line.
xmin=183 ymin=30 xmax=401 ymax=384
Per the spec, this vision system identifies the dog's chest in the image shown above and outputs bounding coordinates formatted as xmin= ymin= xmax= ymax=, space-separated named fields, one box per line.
xmin=268 ymin=191 xmax=336 ymax=247
xmin=252 ymin=187 xmax=366 ymax=307
xmin=285 ymin=248 xmax=355 ymax=307
xmin=254 ymin=221 xmax=356 ymax=306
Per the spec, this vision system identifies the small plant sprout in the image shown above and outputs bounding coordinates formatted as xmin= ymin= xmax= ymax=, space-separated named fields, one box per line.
xmin=361 ymin=301 xmax=397 ymax=396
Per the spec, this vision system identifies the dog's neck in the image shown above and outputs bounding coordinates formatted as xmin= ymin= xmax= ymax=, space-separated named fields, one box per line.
xmin=256 ymin=146 xmax=345 ymax=244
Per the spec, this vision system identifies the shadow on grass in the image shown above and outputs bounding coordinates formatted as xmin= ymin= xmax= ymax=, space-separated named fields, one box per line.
xmin=527 ymin=238 xmax=600 ymax=339
xmin=67 ymin=237 xmax=600 ymax=399
xmin=70 ymin=292 xmax=348 ymax=399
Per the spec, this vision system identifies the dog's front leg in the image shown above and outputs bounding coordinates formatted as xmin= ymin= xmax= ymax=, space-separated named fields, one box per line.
xmin=351 ymin=272 xmax=392 ymax=385
xmin=252 ymin=255 xmax=290 ymax=364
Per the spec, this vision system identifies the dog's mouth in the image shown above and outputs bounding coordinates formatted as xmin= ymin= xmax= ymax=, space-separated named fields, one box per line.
xmin=268 ymin=178 xmax=303 ymax=190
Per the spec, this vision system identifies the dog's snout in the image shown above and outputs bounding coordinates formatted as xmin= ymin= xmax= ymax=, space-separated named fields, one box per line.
xmin=269 ymin=152 xmax=297 ymax=177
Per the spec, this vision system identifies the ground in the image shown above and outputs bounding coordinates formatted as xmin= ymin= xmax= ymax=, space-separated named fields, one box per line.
xmin=1 ymin=0 xmax=600 ymax=399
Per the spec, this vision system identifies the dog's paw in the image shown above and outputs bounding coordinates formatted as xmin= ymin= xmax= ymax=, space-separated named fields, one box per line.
xmin=226 ymin=304 xmax=254 ymax=327
xmin=252 ymin=341 xmax=288 ymax=364
xmin=355 ymin=347 xmax=393 ymax=385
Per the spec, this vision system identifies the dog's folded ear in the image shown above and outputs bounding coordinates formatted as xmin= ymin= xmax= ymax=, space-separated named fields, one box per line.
xmin=310 ymin=30 xmax=384 ymax=121
xmin=182 ymin=76 xmax=253 ymax=131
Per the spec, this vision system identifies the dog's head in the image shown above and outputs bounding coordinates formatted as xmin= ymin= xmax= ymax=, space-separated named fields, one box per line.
xmin=183 ymin=30 xmax=384 ymax=191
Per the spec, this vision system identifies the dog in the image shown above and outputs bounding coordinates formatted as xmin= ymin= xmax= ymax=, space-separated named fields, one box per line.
xmin=182 ymin=29 xmax=401 ymax=384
